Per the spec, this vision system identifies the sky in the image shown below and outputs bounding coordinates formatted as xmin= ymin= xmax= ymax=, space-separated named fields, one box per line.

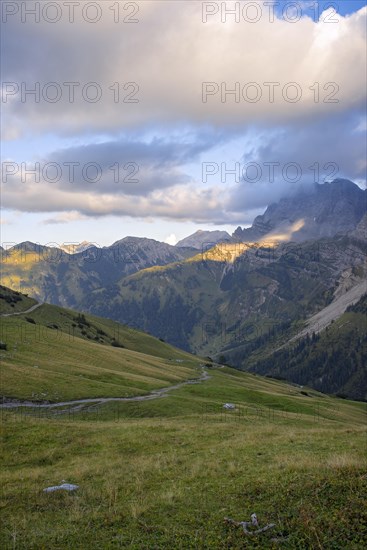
xmin=1 ymin=0 xmax=366 ymax=247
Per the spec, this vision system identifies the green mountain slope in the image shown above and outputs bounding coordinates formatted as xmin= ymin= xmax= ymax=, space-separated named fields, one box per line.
xmin=248 ymin=294 xmax=367 ymax=401
xmin=0 ymin=287 xmax=202 ymax=402
xmin=79 ymin=235 xmax=366 ymax=398
xmin=83 ymin=235 xmax=366 ymax=349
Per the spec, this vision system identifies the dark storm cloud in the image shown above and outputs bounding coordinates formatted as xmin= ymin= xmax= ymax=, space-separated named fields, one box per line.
xmin=226 ymin=112 xmax=366 ymax=214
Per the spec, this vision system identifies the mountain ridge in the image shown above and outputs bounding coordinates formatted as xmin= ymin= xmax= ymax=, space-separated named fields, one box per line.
xmin=233 ymin=179 xmax=366 ymax=243
xmin=176 ymin=230 xmax=231 ymax=249
xmin=1 ymin=179 xmax=366 ymax=399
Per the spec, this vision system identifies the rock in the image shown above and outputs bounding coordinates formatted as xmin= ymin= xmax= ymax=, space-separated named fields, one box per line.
xmin=234 ymin=180 xmax=366 ymax=243
xmin=43 ymin=483 xmax=79 ymax=493
xmin=223 ymin=403 xmax=236 ymax=410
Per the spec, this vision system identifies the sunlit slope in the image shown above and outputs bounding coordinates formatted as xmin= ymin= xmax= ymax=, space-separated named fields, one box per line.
xmin=0 ymin=249 xmax=46 ymax=299
xmin=0 ymin=240 xmax=197 ymax=306
xmin=81 ymin=234 xmax=367 ymax=402
xmin=0 ymin=290 xmax=202 ymax=402
xmin=82 ymin=238 xmax=336 ymax=353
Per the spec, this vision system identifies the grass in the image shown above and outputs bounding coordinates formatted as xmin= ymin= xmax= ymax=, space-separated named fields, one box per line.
xmin=0 ymin=285 xmax=37 ymax=315
xmin=0 ymin=315 xmax=201 ymax=402
xmin=16 ymin=303 xmax=200 ymax=363
xmin=1 ymin=408 xmax=366 ymax=548
xmin=0 ymin=296 xmax=202 ymax=402
xmin=1 ymin=288 xmax=366 ymax=548
xmin=1 ymin=366 xmax=366 ymax=549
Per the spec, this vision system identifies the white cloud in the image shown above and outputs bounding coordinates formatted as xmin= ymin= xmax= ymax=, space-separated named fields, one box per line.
xmin=2 ymin=4 xmax=366 ymax=136
xmin=1 ymin=2 xmax=365 ymax=229
xmin=165 ymin=233 xmax=178 ymax=245
xmin=43 ymin=211 xmax=87 ymax=225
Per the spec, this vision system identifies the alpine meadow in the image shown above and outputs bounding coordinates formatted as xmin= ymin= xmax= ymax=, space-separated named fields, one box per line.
xmin=1 ymin=1 xmax=366 ymax=549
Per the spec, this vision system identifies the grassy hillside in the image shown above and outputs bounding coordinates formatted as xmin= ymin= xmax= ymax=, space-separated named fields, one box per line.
xmin=0 ymin=287 xmax=366 ymax=548
xmin=0 ymin=285 xmax=37 ymax=314
xmin=0 ymin=289 xmax=202 ymax=402
xmin=1 ymin=367 xmax=366 ymax=548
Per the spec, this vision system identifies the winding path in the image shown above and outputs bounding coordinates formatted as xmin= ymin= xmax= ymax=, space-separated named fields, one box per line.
xmin=0 ymin=367 xmax=211 ymax=411
xmin=1 ymin=301 xmax=212 ymax=412
xmin=1 ymin=302 xmax=43 ymax=317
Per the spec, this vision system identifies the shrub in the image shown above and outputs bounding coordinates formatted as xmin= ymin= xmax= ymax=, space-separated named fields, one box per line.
xmin=74 ymin=313 xmax=90 ymax=327
xmin=25 ymin=317 xmax=36 ymax=324
xmin=111 ymin=340 xmax=125 ymax=348
xmin=336 ymin=393 xmax=347 ymax=399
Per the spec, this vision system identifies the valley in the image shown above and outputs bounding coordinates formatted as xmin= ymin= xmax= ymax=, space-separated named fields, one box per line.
xmin=0 ymin=265 xmax=366 ymax=548
xmin=1 ymin=180 xmax=366 ymax=400
xmin=1 ymin=179 xmax=366 ymax=548
xmin=2 ymin=3 xmax=367 ymax=547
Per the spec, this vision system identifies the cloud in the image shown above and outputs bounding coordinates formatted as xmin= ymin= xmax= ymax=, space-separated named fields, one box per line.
xmin=1 ymin=133 xmax=226 ymax=220
xmin=43 ymin=212 xmax=87 ymax=225
xmin=43 ymin=133 xmax=217 ymax=195
xmin=2 ymin=113 xmax=366 ymax=224
xmin=0 ymin=218 xmax=13 ymax=226
xmin=2 ymin=180 xmax=234 ymax=223
xmin=225 ymin=112 xmax=367 ymax=214
xmin=2 ymin=133 xmax=233 ymax=221
xmin=1 ymin=2 xmax=365 ymax=228
xmin=165 ymin=233 xmax=178 ymax=245
xmin=1 ymin=3 xmax=366 ymax=136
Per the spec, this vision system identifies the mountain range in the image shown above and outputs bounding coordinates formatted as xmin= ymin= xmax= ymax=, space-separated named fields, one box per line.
xmin=1 ymin=179 xmax=366 ymax=398
xmin=0 ymin=237 xmax=196 ymax=307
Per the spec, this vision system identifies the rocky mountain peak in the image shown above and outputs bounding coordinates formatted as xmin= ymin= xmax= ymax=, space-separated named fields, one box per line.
xmin=233 ymin=179 xmax=366 ymax=243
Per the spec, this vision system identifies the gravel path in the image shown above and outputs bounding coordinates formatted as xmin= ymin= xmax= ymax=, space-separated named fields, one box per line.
xmin=0 ymin=367 xmax=211 ymax=410
xmin=1 ymin=302 xmax=43 ymax=317
xmin=1 ymin=300 xmax=211 ymax=411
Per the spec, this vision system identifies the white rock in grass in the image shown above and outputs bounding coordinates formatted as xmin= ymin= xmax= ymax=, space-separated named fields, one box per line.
xmin=43 ymin=483 xmax=79 ymax=493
